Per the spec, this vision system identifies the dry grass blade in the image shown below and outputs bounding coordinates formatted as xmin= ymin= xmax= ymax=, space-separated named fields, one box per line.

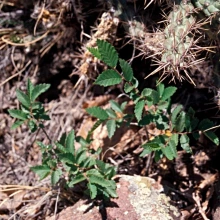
xmin=0 ymin=60 xmax=31 ymax=87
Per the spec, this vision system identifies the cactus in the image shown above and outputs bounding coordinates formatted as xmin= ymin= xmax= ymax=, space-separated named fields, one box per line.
xmin=192 ymin=0 xmax=220 ymax=17
xmin=153 ymin=0 xmax=197 ymax=83
xmin=191 ymin=0 xmax=220 ymax=38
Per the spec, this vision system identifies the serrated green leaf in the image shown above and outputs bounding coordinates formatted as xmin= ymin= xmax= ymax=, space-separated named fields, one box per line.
xmin=31 ymin=84 xmax=50 ymax=102
xmin=192 ymin=132 xmax=200 ymax=140
xmin=20 ymin=105 xmax=30 ymax=114
xmin=157 ymin=82 xmax=165 ymax=97
xmin=134 ymin=100 xmax=145 ymax=122
xmin=28 ymin=120 xmax=37 ymax=132
xmin=171 ymin=105 xmax=183 ymax=127
xmin=174 ymin=111 xmax=186 ymax=132
xmin=51 ymin=169 xmax=62 ymax=185
xmin=37 ymin=141 xmax=51 ymax=150
xmin=75 ymin=136 xmax=90 ymax=148
xmin=86 ymin=119 xmax=104 ymax=141
xmin=8 ymin=109 xmax=28 ymax=120
xmin=154 ymin=150 xmax=163 ymax=162
xmin=86 ymin=169 xmax=103 ymax=177
xmin=140 ymin=148 xmax=152 ymax=157
xmin=88 ymin=183 xmax=97 ymax=199
xmin=96 ymin=160 xmax=116 ymax=178
xmin=56 ymin=142 xmax=68 ymax=153
xmin=121 ymin=102 xmax=127 ymax=111
xmin=187 ymin=107 xmax=195 ymax=117
xmin=82 ymin=157 xmax=96 ymax=168
xmin=151 ymin=90 xmax=160 ymax=104
xmin=106 ymin=109 xmax=117 ymax=118
xmin=119 ymin=58 xmax=133 ymax=81
xmin=32 ymin=102 xmax=42 ymax=110
xmin=103 ymin=181 xmax=117 ymax=198
xmin=97 ymin=39 xmax=118 ymax=67
xmin=89 ymin=175 xmax=111 ymax=187
xmin=144 ymin=142 xmax=162 ymax=151
xmin=47 ymin=159 xmax=57 ymax=169
xmin=157 ymin=101 xmax=169 ymax=110
xmin=204 ymin=131 xmax=219 ymax=145
xmin=106 ymin=119 xmax=116 ymax=138
xmin=11 ymin=120 xmax=24 ymax=129
xmin=65 ymin=130 xmax=75 ymax=154
xmin=94 ymin=69 xmax=122 ymax=87
xmin=16 ymin=89 xmax=30 ymax=108
xmin=59 ymin=133 xmax=67 ymax=146
xmin=167 ymin=139 xmax=177 ymax=158
xmin=161 ymin=86 xmax=177 ymax=101
xmin=154 ymin=114 xmax=169 ymax=130
xmin=198 ymin=119 xmax=214 ymax=130
xmin=171 ymin=133 xmax=179 ymax=146
xmin=161 ymin=145 xmax=174 ymax=160
xmin=87 ymin=47 xmax=101 ymax=59
xmin=139 ymin=115 xmax=153 ymax=126
xmin=31 ymin=165 xmax=51 ymax=180
xmin=69 ymin=174 xmax=86 ymax=187
xmin=39 ymin=114 xmax=50 ymax=120
xmin=27 ymin=79 xmax=34 ymax=98
xmin=86 ymin=106 xmax=109 ymax=120
xmin=75 ymin=148 xmax=87 ymax=166
xmin=131 ymin=77 xmax=139 ymax=88
xmin=110 ymin=100 xmax=123 ymax=113
xmin=58 ymin=153 xmax=75 ymax=164
xmin=141 ymin=88 xmax=153 ymax=97
xmin=180 ymin=134 xmax=192 ymax=153
xmin=124 ymin=82 xmax=135 ymax=93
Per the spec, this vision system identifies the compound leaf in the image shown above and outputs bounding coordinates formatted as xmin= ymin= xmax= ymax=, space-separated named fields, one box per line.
xmin=95 ymin=69 xmax=122 ymax=87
